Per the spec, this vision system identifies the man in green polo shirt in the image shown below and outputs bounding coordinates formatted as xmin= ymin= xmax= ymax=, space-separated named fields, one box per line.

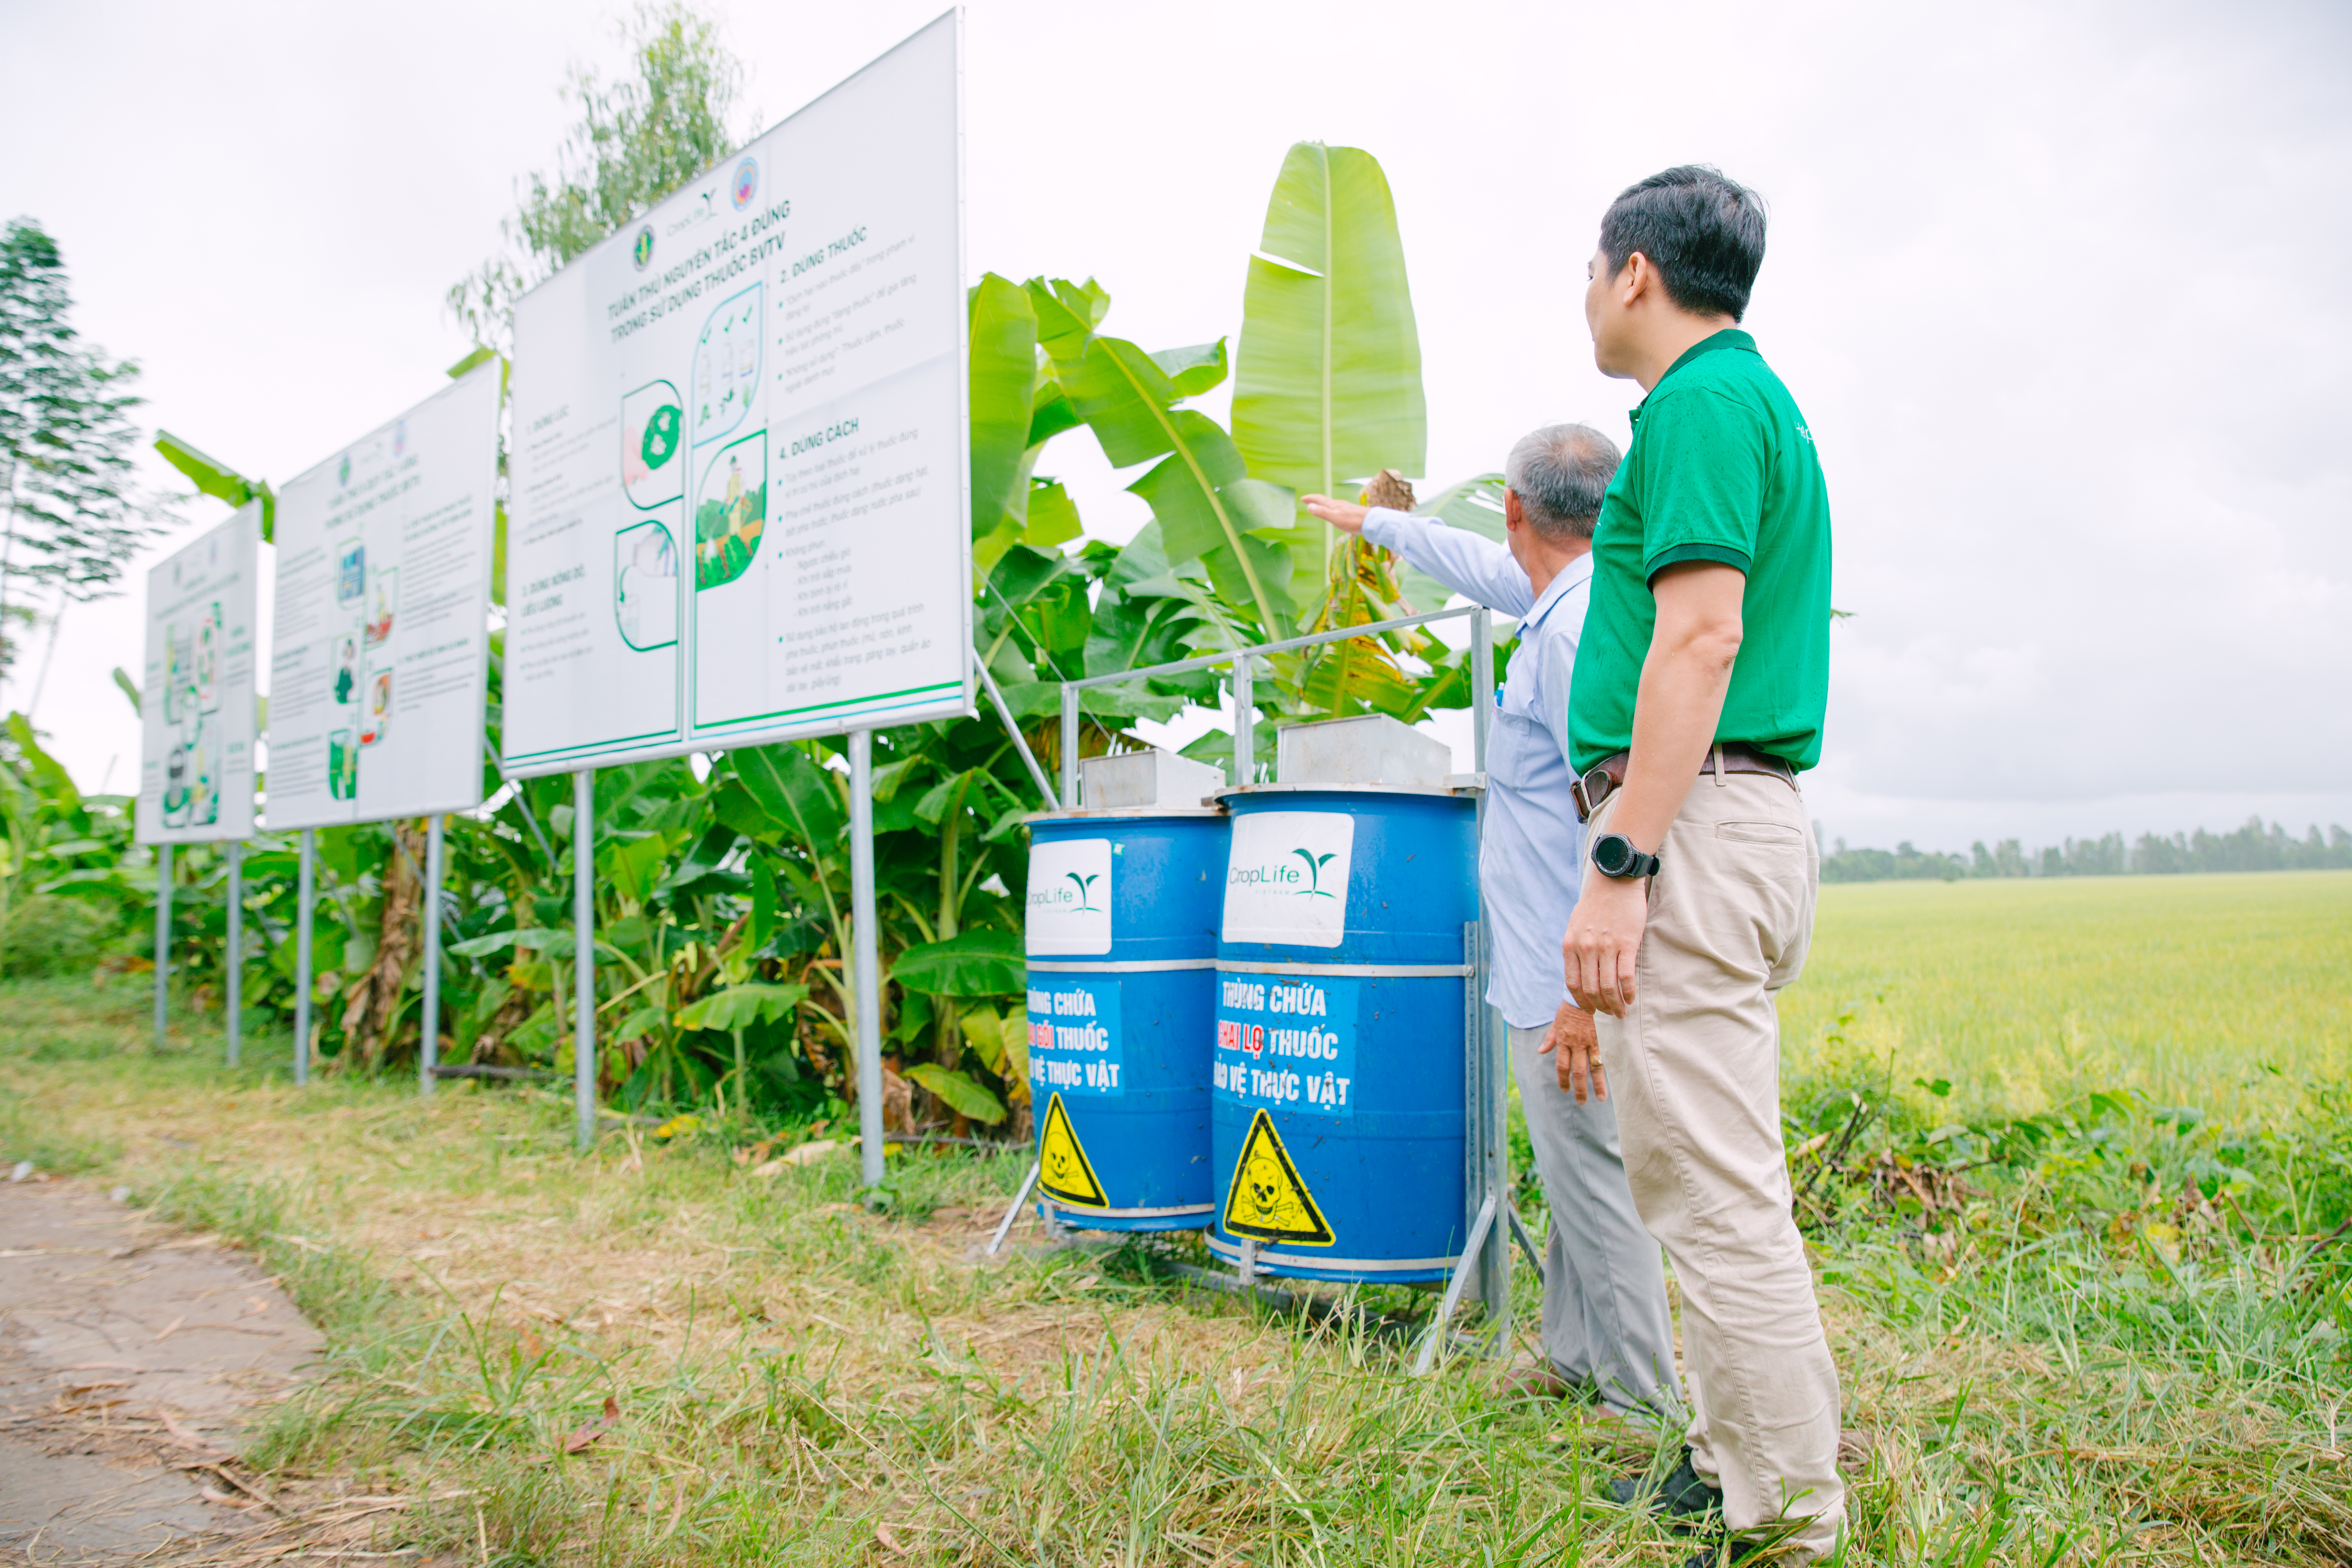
xmin=1561 ymin=166 xmax=1841 ymax=1565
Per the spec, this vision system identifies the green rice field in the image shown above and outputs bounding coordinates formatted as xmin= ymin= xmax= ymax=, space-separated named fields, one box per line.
xmin=1781 ymin=870 xmax=2352 ymax=1125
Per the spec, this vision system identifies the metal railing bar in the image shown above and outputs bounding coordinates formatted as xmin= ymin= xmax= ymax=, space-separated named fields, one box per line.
xmin=974 ymin=657 xmax=1059 ymax=810
xmin=1063 ymin=604 xmax=1479 ymax=692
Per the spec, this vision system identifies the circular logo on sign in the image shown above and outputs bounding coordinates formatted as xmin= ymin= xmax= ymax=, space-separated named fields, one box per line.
xmin=640 ymin=403 xmax=682 ymax=470
xmin=731 ymin=157 xmax=758 ymax=211
xmin=632 ymin=225 xmax=656 ymax=271
xmin=392 ymin=419 xmax=407 ymax=458
xmin=338 ymin=453 xmax=351 ymax=487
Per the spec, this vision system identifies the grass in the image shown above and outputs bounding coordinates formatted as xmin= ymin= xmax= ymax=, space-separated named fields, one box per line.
xmin=1 ymin=873 xmax=2349 ymax=1565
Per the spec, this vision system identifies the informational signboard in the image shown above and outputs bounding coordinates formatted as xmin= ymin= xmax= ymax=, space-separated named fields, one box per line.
xmin=263 ymin=365 xmax=500 ymax=829
xmin=502 ymin=11 xmax=969 ymax=777
xmin=136 ymin=504 xmax=261 ymax=844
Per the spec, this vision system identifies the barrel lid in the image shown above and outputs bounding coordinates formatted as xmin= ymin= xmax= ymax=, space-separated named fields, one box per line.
xmin=1213 ymin=779 xmax=1481 ymax=803
xmin=1023 ymin=804 xmax=1225 ymax=824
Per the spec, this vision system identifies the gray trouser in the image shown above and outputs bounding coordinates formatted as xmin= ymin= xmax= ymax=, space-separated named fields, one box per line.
xmin=1507 ymin=1019 xmax=1681 ymax=1418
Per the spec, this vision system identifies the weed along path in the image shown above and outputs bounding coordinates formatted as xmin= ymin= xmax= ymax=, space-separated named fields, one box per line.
xmin=0 ymin=1177 xmax=318 ymax=1563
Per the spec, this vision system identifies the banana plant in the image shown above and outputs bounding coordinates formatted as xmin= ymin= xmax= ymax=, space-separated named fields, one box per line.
xmin=1231 ymin=142 xmax=1426 ymax=586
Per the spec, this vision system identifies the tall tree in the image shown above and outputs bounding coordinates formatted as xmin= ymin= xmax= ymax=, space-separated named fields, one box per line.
xmin=447 ymin=2 xmax=748 ymax=351
xmin=0 ymin=218 xmax=166 ymax=679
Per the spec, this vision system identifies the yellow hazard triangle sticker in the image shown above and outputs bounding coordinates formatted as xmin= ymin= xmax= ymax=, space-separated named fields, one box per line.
xmin=1037 ymin=1092 xmax=1108 ymax=1208
xmin=1221 ymin=1108 xmax=1334 ymax=1246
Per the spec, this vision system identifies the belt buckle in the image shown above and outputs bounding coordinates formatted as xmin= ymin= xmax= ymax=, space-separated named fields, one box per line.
xmin=1572 ymin=765 xmax=1610 ymax=823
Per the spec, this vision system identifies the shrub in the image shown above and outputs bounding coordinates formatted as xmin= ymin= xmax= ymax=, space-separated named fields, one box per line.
xmin=0 ymin=894 xmax=124 ymax=978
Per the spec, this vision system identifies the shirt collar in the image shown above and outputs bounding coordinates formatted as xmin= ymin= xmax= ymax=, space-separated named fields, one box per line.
xmin=1519 ymin=550 xmax=1592 ymax=637
xmin=1630 ymin=328 xmax=1758 ymax=424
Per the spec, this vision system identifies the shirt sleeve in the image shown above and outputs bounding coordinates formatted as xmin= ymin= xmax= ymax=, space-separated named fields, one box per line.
xmin=1361 ymin=507 xmax=1535 ymax=617
xmin=1637 ymin=388 xmax=1766 ymax=580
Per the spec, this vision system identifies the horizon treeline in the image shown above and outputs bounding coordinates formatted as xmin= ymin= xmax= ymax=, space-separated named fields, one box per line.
xmin=1820 ymin=817 xmax=2352 ymax=885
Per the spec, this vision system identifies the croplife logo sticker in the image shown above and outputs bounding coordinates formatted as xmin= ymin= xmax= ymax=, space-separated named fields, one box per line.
xmin=632 ymin=225 xmax=656 ymax=271
xmin=1222 ymin=811 xmax=1354 ymax=948
xmin=1026 ymin=837 xmax=1111 ymax=956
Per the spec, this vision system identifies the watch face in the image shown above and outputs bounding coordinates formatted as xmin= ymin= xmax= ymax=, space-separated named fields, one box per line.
xmin=1595 ymin=834 xmax=1631 ymax=875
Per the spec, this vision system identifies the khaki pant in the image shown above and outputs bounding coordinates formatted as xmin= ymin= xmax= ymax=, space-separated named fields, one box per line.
xmin=1591 ymin=770 xmax=1843 ymax=1558
xmin=1505 ymin=1021 xmax=1678 ymax=1418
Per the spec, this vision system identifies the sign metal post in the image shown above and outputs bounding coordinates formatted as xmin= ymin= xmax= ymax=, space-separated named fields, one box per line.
xmin=225 ymin=841 xmax=242 ymax=1067
xmin=420 ymin=815 xmax=444 ymax=1096
xmin=573 ymin=772 xmax=596 ymax=1152
xmin=849 ymin=730 xmax=884 ymax=1188
xmin=152 ymin=844 xmax=172 ymax=1050
xmin=294 ymin=829 xmax=314 ymax=1085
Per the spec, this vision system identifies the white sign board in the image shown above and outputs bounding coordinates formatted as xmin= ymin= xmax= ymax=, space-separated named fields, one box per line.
xmin=502 ymin=11 xmax=970 ymax=777
xmin=136 ymin=504 xmax=260 ymax=844
xmin=263 ymin=365 xmax=500 ymax=829
xmin=1222 ymin=812 xmax=1355 ymax=949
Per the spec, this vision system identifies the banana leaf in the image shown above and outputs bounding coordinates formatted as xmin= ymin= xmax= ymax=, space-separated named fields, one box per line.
xmin=1231 ymin=142 xmax=1426 ymax=548
xmin=903 ymin=1062 xmax=1007 ymax=1125
xmin=674 ymin=981 xmax=807 ymax=1032
xmin=894 ymin=929 xmax=1023 ymax=996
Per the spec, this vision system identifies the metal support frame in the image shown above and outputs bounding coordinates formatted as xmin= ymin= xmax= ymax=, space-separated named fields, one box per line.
xmin=294 ymin=830 xmax=314 ymax=1085
xmin=1232 ymin=656 xmax=1254 ymax=786
xmin=849 ymin=731 xmax=885 ymax=1189
xmin=419 ymin=816 xmax=444 ymax=1096
xmin=985 ymin=1160 xmax=1042 ymax=1255
xmin=573 ymin=771 xmax=596 ymax=1152
xmin=1045 ymin=601 xmax=1527 ymax=1362
xmin=1054 ymin=605 xmax=1484 ymax=803
xmin=152 ymin=843 xmax=172 ymax=1051
xmin=225 ymin=842 xmax=242 ymax=1067
xmin=976 ymin=659 xmax=1057 ymax=810
xmin=1414 ymin=1192 xmax=1499 ymax=1375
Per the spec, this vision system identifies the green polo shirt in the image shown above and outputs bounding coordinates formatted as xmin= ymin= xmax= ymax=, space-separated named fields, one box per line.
xmin=1568 ymin=330 xmax=1833 ymax=773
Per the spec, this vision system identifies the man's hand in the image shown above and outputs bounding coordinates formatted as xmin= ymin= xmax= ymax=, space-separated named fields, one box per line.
xmin=1299 ymin=495 xmax=1370 ymax=534
xmin=1564 ymin=869 xmax=1648 ymax=1016
xmin=1536 ymin=998 xmax=1606 ymax=1103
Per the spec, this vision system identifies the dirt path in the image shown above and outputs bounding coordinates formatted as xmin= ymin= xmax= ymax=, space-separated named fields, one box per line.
xmin=0 ymin=1178 xmax=319 ymax=1566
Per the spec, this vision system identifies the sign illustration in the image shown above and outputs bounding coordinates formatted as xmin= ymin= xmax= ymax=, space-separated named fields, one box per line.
xmin=1036 ymin=1093 xmax=1107 ymax=1208
xmin=1221 ymin=1109 xmax=1334 ymax=1246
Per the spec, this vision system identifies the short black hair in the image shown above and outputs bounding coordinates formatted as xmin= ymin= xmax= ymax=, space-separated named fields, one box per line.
xmin=1599 ymin=166 xmax=1768 ymax=322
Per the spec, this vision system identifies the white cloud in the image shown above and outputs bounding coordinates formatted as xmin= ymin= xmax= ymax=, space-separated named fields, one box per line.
xmin=2 ymin=0 xmax=2345 ymax=847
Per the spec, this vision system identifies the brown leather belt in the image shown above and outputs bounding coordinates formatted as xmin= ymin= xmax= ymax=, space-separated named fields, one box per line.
xmin=1570 ymin=744 xmax=1795 ymax=824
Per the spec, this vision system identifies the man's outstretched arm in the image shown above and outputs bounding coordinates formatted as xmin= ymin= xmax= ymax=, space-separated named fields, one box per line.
xmin=1301 ymin=494 xmax=1535 ymax=617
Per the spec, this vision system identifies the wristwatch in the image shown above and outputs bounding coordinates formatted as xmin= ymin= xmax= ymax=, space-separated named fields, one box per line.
xmin=1591 ymin=832 xmax=1661 ymax=880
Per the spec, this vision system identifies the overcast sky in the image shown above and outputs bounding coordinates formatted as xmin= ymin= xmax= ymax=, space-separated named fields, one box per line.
xmin=3 ymin=0 xmax=2346 ymax=852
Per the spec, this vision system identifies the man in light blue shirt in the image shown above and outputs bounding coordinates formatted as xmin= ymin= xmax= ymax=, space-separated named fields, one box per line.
xmin=1304 ymin=425 xmax=1677 ymax=1416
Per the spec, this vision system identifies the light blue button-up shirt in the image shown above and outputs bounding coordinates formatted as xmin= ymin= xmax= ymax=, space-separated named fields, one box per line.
xmin=1363 ymin=507 xmax=1591 ymax=1029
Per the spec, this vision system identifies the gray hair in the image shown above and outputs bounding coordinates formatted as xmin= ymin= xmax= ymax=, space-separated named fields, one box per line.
xmin=1504 ymin=423 xmax=1621 ymax=541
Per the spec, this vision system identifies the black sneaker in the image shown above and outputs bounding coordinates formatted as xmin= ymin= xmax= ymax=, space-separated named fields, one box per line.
xmin=1682 ymin=1539 xmax=1777 ymax=1568
xmin=1604 ymin=1452 xmax=1723 ymax=1526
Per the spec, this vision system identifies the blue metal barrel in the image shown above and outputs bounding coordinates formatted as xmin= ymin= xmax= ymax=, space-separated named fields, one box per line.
xmin=1023 ymin=808 xmax=1226 ymax=1230
xmin=1207 ymin=786 xmax=1478 ymax=1282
